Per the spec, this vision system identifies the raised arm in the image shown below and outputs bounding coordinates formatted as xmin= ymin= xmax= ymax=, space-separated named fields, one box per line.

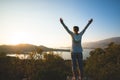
xmin=82 ymin=18 xmax=93 ymax=34
xmin=60 ymin=18 xmax=72 ymax=34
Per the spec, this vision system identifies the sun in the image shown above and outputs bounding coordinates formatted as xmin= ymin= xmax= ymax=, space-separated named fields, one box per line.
xmin=9 ymin=32 xmax=31 ymax=45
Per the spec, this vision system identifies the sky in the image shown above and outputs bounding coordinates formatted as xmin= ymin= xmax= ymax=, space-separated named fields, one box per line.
xmin=0 ymin=0 xmax=120 ymax=48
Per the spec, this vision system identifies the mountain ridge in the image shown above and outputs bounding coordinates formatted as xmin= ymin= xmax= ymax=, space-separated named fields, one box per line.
xmin=83 ymin=37 xmax=120 ymax=48
xmin=0 ymin=37 xmax=120 ymax=54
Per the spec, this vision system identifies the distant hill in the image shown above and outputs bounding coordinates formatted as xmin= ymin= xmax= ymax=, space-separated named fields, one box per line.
xmin=0 ymin=37 xmax=120 ymax=54
xmin=0 ymin=43 xmax=70 ymax=55
xmin=83 ymin=37 xmax=120 ymax=48
xmin=0 ymin=44 xmax=53 ymax=54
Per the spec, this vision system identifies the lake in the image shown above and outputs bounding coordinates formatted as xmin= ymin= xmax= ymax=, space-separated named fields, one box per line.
xmin=59 ymin=49 xmax=94 ymax=60
xmin=7 ymin=49 xmax=94 ymax=60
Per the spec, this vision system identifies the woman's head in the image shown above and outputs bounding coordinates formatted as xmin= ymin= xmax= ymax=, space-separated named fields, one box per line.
xmin=73 ymin=26 xmax=79 ymax=34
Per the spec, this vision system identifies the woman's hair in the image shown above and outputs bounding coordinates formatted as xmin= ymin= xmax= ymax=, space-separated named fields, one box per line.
xmin=73 ymin=26 xmax=79 ymax=31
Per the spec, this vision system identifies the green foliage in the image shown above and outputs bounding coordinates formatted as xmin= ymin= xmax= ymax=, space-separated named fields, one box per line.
xmin=38 ymin=52 xmax=71 ymax=80
xmin=0 ymin=52 xmax=7 ymax=57
xmin=84 ymin=42 xmax=120 ymax=80
xmin=0 ymin=51 xmax=71 ymax=80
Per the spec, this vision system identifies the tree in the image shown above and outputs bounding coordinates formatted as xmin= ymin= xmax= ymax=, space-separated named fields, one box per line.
xmin=0 ymin=51 xmax=71 ymax=80
xmin=84 ymin=43 xmax=120 ymax=80
xmin=38 ymin=52 xmax=71 ymax=80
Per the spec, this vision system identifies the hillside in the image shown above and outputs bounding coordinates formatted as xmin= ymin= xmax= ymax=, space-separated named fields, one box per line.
xmin=0 ymin=37 xmax=120 ymax=54
xmin=0 ymin=44 xmax=69 ymax=55
xmin=0 ymin=44 xmax=51 ymax=54
xmin=83 ymin=37 xmax=120 ymax=48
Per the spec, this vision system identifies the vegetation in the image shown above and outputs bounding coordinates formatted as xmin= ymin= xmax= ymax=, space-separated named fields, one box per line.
xmin=0 ymin=51 xmax=71 ymax=80
xmin=0 ymin=42 xmax=120 ymax=80
xmin=84 ymin=42 xmax=120 ymax=80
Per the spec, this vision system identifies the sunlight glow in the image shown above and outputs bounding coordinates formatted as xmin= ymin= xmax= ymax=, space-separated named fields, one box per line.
xmin=0 ymin=0 xmax=119 ymax=47
xmin=9 ymin=32 xmax=32 ymax=45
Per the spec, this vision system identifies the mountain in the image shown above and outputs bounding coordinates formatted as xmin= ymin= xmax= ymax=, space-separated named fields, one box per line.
xmin=0 ymin=44 xmax=52 ymax=54
xmin=0 ymin=43 xmax=68 ymax=55
xmin=38 ymin=45 xmax=52 ymax=51
xmin=83 ymin=37 xmax=120 ymax=48
xmin=0 ymin=37 xmax=120 ymax=54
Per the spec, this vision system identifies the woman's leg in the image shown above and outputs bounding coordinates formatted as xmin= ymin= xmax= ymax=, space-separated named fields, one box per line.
xmin=71 ymin=54 xmax=77 ymax=80
xmin=77 ymin=53 xmax=83 ymax=80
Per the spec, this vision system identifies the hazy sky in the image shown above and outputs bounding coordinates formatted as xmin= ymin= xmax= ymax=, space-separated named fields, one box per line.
xmin=0 ymin=0 xmax=120 ymax=48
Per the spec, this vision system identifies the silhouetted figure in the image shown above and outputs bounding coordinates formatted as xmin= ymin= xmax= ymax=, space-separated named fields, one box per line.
xmin=60 ymin=18 xmax=93 ymax=80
